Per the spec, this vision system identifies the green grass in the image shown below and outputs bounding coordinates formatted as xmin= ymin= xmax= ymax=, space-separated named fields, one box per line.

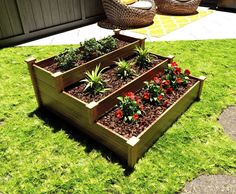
xmin=0 ymin=39 xmax=236 ymax=193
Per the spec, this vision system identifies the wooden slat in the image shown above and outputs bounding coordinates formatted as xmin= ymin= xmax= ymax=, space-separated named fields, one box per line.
xmin=33 ymin=65 xmax=56 ymax=87
xmin=30 ymin=0 xmax=45 ymax=30
xmin=49 ymin=0 xmax=61 ymax=26
xmin=73 ymin=0 xmax=82 ymax=20
xmin=40 ymin=0 xmax=53 ymax=27
xmin=58 ymin=0 xmax=68 ymax=24
xmin=26 ymin=0 xmax=37 ymax=32
xmin=4 ymin=0 xmax=23 ymax=37
xmin=36 ymin=79 xmax=89 ymax=119
xmin=0 ymin=0 xmax=13 ymax=38
xmin=84 ymin=0 xmax=104 ymax=18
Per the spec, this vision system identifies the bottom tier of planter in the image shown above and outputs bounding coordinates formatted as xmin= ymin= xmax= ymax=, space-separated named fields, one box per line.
xmin=41 ymin=75 xmax=205 ymax=167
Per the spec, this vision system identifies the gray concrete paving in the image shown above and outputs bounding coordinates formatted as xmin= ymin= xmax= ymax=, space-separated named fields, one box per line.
xmin=181 ymin=175 xmax=236 ymax=194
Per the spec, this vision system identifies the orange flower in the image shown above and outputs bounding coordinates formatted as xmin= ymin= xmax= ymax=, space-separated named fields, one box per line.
xmin=116 ymin=109 xmax=123 ymax=119
xmin=133 ymin=114 xmax=139 ymax=120
xmin=184 ymin=69 xmax=191 ymax=76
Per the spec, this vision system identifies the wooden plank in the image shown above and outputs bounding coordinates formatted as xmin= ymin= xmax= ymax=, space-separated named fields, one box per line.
xmin=58 ymin=0 xmax=68 ymax=24
xmin=40 ymin=0 xmax=53 ymax=27
xmin=73 ymin=0 xmax=82 ymax=20
xmin=136 ymin=80 xmax=201 ymax=160
xmin=25 ymin=0 xmax=37 ymax=32
xmin=33 ymin=65 xmax=55 ymax=87
xmin=67 ymin=0 xmax=75 ymax=21
xmin=15 ymin=0 xmax=30 ymax=34
xmin=4 ymin=0 xmax=23 ymax=37
xmin=0 ymin=0 xmax=13 ymax=38
xmin=49 ymin=0 xmax=61 ymax=26
xmin=30 ymin=0 xmax=45 ymax=30
xmin=84 ymin=0 xmax=104 ymax=18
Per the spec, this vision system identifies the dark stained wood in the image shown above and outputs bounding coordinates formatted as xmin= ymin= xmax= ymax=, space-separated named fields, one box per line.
xmin=0 ymin=0 xmax=13 ymax=38
xmin=85 ymin=0 xmax=104 ymax=18
xmin=40 ymin=0 xmax=53 ymax=27
xmin=49 ymin=0 xmax=61 ymax=26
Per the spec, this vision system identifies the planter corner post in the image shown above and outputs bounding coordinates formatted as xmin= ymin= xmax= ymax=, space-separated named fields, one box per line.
xmin=127 ymin=136 xmax=140 ymax=168
xmin=197 ymin=75 xmax=206 ymax=100
xmin=25 ymin=57 xmax=43 ymax=107
xmin=167 ymin=55 xmax=174 ymax=63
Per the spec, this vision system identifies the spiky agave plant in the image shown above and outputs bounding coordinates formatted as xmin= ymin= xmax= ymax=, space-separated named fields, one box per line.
xmin=135 ymin=46 xmax=151 ymax=68
xmin=115 ymin=59 xmax=135 ymax=79
xmin=81 ymin=65 xmax=109 ymax=95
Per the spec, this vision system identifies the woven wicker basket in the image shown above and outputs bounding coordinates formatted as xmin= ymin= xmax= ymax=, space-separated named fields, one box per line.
xmin=155 ymin=0 xmax=201 ymax=15
xmin=102 ymin=0 xmax=156 ymax=27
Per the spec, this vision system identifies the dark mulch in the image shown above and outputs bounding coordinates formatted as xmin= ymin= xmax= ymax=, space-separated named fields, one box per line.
xmin=98 ymin=78 xmax=197 ymax=139
xmin=43 ymin=39 xmax=130 ymax=73
xmin=218 ymin=106 xmax=236 ymax=141
xmin=66 ymin=55 xmax=163 ymax=103
xmin=181 ymin=175 xmax=236 ymax=194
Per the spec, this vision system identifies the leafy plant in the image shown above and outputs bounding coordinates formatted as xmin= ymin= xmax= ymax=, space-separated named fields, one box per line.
xmin=116 ymin=92 xmax=143 ymax=122
xmin=135 ymin=46 xmax=151 ymax=68
xmin=164 ymin=61 xmax=191 ymax=90
xmin=143 ymin=78 xmax=165 ymax=104
xmin=55 ymin=48 xmax=79 ymax=71
xmin=81 ymin=38 xmax=102 ymax=61
xmin=81 ymin=65 xmax=109 ymax=95
xmin=99 ymin=36 xmax=117 ymax=53
xmin=115 ymin=59 xmax=135 ymax=79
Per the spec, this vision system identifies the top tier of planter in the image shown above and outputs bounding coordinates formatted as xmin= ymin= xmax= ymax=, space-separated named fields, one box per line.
xmin=28 ymin=30 xmax=145 ymax=95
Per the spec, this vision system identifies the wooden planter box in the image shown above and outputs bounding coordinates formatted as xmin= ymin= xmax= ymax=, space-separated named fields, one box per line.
xmin=27 ymin=47 xmax=205 ymax=167
xmin=26 ymin=53 xmax=173 ymax=124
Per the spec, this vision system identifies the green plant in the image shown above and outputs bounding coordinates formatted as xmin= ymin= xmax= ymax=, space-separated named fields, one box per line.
xmin=81 ymin=65 xmax=109 ymax=95
xmin=115 ymin=59 xmax=135 ymax=79
xmin=55 ymin=48 xmax=79 ymax=71
xmin=164 ymin=61 xmax=190 ymax=90
xmin=116 ymin=92 xmax=143 ymax=122
xmin=99 ymin=36 xmax=117 ymax=53
xmin=135 ymin=46 xmax=151 ymax=68
xmin=143 ymin=78 xmax=165 ymax=104
xmin=81 ymin=38 xmax=102 ymax=61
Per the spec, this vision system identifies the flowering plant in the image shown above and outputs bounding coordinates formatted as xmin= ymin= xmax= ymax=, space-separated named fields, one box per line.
xmin=116 ymin=92 xmax=143 ymax=122
xmin=163 ymin=62 xmax=191 ymax=90
xmin=143 ymin=78 xmax=165 ymax=104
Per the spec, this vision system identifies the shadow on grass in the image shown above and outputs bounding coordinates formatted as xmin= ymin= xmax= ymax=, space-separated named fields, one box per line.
xmin=28 ymin=107 xmax=134 ymax=176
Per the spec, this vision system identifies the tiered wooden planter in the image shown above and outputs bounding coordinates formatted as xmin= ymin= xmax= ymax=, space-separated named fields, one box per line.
xmin=26 ymin=33 xmax=205 ymax=167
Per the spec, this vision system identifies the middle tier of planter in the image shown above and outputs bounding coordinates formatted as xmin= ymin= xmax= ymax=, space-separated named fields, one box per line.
xmin=37 ymin=54 xmax=172 ymax=124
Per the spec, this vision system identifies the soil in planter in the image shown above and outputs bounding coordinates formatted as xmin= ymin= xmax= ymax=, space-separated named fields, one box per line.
xmin=44 ymin=39 xmax=130 ymax=73
xmin=66 ymin=55 xmax=164 ymax=103
xmin=98 ymin=78 xmax=198 ymax=139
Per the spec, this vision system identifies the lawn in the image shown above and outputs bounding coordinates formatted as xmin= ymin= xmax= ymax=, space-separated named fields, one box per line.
xmin=0 ymin=39 xmax=236 ymax=193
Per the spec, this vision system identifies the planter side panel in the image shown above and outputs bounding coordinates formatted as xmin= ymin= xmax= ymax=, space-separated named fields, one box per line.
xmin=135 ymin=81 xmax=201 ymax=162
xmin=37 ymin=79 xmax=90 ymax=121
xmin=40 ymin=93 xmax=128 ymax=159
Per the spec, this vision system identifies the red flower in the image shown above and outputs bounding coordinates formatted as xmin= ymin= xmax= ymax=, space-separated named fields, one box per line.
xmin=116 ymin=109 xmax=123 ymax=119
xmin=163 ymin=99 xmax=169 ymax=107
xmin=171 ymin=62 xmax=178 ymax=68
xmin=166 ymin=87 xmax=173 ymax=94
xmin=184 ymin=69 xmax=191 ymax=76
xmin=153 ymin=77 xmax=161 ymax=84
xmin=174 ymin=67 xmax=181 ymax=76
xmin=164 ymin=80 xmax=170 ymax=86
xmin=143 ymin=92 xmax=150 ymax=100
xmin=176 ymin=77 xmax=183 ymax=84
xmin=158 ymin=95 xmax=163 ymax=101
xmin=126 ymin=92 xmax=135 ymax=100
xmin=133 ymin=114 xmax=139 ymax=120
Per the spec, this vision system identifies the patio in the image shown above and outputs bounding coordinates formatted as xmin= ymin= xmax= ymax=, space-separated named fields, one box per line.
xmin=0 ymin=1 xmax=236 ymax=193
